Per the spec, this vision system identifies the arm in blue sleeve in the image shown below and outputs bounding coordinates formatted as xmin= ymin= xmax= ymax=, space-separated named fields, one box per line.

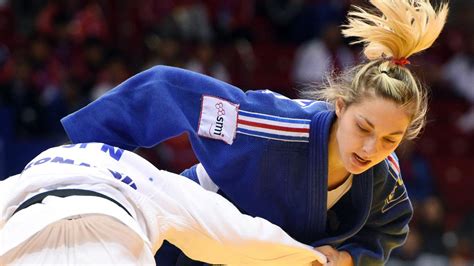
xmin=61 ymin=65 xmax=247 ymax=151
xmin=61 ymin=65 xmax=319 ymax=176
xmin=338 ymin=156 xmax=413 ymax=265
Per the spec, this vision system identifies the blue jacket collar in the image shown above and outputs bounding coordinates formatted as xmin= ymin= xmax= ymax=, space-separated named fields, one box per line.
xmin=308 ymin=110 xmax=374 ymax=245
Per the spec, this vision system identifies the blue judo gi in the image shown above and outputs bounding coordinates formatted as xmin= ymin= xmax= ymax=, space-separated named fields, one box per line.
xmin=61 ymin=65 xmax=413 ymax=265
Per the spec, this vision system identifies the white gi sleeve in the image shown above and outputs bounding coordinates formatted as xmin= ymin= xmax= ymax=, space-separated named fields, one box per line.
xmin=154 ymin=170 xmax=327 ymax=266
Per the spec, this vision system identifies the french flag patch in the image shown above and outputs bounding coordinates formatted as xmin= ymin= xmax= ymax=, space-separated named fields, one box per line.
xmin=382 ymin=153 xmax=408 ymax=213
xmin=237 ymin=110 xmax=310 ymax=142
xmin=386 ymin=154 xmax=401 ymax=176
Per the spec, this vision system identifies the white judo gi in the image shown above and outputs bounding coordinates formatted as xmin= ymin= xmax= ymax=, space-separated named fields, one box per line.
xmin=0 ymin=143 xmax=326 ymax=265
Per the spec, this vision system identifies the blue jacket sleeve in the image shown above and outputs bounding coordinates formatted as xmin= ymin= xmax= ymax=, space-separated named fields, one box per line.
xmin=61 ymin=65 xmax=319 ymax=187
xmin=62 ymin=65 xmax=246 ymax=150
xmin=339 ymin=154 xmax=413 ymax=265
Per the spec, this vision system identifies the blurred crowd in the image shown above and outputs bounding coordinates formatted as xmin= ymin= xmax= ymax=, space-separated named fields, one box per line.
xmin=0 ymin=0 xmax=472 ymax=265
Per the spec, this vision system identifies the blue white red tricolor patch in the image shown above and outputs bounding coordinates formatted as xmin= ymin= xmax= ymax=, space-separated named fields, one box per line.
xmin=382 ymin=153 xmax=408 ymax=213
xmin=237 ymin=110 xmax=310 ymax=142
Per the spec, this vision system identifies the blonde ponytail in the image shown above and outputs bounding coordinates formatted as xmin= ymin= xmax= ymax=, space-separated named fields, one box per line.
xmin=304 ymin=0 xmax=448 ymax=140
xmin=342 ymin=0 xmax=448 ymax=61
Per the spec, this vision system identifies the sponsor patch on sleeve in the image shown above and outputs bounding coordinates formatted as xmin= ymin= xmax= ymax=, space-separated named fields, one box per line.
xmin=198 ymin=95 xmax=239 ymax=145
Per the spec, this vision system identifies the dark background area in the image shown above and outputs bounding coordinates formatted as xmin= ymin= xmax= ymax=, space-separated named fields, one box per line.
xmin=0 ymin=0 xmax=472 ymax=264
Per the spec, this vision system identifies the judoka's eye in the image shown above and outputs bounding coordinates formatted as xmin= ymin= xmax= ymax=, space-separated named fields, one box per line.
xmin=357 ymin=124 xmax=370 ymax=133
xmin=383 ymin=138 xmax=396 ymax=144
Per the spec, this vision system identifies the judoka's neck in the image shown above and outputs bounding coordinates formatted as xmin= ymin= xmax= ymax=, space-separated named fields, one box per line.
xmin=327 ymin=119 xmax=350 ymax=191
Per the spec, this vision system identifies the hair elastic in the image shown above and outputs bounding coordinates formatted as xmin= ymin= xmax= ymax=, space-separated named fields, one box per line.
xmin=391 ymin=57 xmax=411 ymax=66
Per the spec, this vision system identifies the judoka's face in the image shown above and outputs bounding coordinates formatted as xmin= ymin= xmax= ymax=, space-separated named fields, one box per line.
xmin=334 ymin=96 xmax=410 ymax=174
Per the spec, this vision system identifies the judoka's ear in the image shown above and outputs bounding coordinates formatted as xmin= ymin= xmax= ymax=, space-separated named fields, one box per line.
xmin=335 ymin=98 xmax=346 ymax=117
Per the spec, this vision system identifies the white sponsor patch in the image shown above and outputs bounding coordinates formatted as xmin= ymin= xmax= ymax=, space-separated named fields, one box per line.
xmin=198 ymin=95 xmax=238 ymax=145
